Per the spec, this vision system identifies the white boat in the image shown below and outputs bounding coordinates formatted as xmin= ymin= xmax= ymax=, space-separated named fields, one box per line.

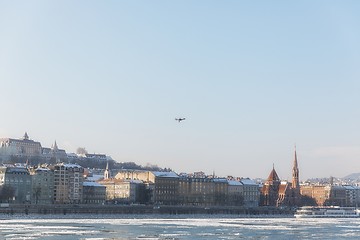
xmin=294 ymin=206 xmax=360 ymax=218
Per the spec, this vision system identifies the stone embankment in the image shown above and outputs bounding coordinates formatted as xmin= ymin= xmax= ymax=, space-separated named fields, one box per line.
xmin=0 ymin=204 xmax=294 ymax=216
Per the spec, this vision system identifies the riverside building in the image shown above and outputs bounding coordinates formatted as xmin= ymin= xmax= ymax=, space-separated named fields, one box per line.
xmin=239 ymin=178 xmax=261 ymax=207
xmin=30 ymin=167 xmax=55 ymax=204
xmin=261 ymin=148 xmax=301 ymax=207
xmin=0 ymin=166 xmax=32 ymax=203
xmin=53 ymin=163 xmax=84 ymax=204
xmin=82 ymin=181 xmax=106 ymax=204
xmin=115 ymin=170 xmax=180 ymax=205
xmin=98 ymin=178 xmax=145 ymax=204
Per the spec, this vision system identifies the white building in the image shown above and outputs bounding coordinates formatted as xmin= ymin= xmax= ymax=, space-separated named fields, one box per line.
xmin=227 ymin=180 xmax=244 ymax=206
xmin=98 ymin=178 xmax=145 ymax=203
xmin=240 ymin=178 xmax=260 ymax=207
xmin=0 ymin=133 xmax=42 ymax=158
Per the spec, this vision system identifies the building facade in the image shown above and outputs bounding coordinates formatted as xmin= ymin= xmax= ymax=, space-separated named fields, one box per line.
xmin=115 ymin=170 xmax=179 ymax=205
xmin=261 ymin=148 xmax=301 ymax=207
xmin=42 ymin=141 xmax=67 ymax=162
xmin=0 ymin=133 xmax=42 ymax=158
xmin=152 ymin=172 xmax=179 ymax=205
xmin=30 ymin=167 xmax=54 ymax=204
xmin=53 ymin=163 xmax=84 ymax=204
xmin=178 ymin=176 xmax=216 ymax=206
xmin=300 ymin=185 xmax=329 ymax=206
xmin=240 ymin=178 xmax=260 ymax=207
xmin=97 ymin=178 xmax=145 ymax=204
xmin=82 ymin=181 xmax=106 ymax=204
xmin=0 ymin=166 xmax=32 ymax=203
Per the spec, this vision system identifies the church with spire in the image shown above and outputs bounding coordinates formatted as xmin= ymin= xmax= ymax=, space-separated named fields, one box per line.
xmin=261 ymin=147 xmax=302 ymax=207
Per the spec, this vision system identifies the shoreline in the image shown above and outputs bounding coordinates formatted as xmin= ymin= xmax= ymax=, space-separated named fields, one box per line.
xmin=0 ymin=204 xmax=295 ymax=216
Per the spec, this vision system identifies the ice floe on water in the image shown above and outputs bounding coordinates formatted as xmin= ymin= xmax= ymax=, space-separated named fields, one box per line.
xmin=1 ymin=215 xmax=360 ymax=239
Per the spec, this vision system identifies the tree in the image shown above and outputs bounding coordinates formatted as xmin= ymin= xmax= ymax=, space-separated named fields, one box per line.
xmin=0 ymin=185 xmax=15 ymax=202
xmin=34 ymin=186 xmax=41 ymax=204
xmin=228 ymin=194 xmax=244 ymax=206
xmin=300 ymin=195 xmax=317 ymax=206
xmin=76 ymin=147 xmax=88 ymax=155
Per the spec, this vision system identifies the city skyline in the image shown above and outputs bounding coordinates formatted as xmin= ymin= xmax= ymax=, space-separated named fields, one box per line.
xmin=0 ymin=131 xmax=356 ymax=181
xmin=1 ymin=1 xmax=360 ymax=180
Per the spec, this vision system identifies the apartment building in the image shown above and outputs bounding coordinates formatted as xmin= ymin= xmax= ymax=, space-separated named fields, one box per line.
xmin=53 ymin=163 xmax=84 ymax=204
xmin=0 ymin=166 xmax=32 ymax=203
xmin=30 ymin=167 xmax=54 ymax=204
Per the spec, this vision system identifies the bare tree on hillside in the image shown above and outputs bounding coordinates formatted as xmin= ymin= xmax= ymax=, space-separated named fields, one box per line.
xmin=76 ymin=147 xmax=88 ymax=155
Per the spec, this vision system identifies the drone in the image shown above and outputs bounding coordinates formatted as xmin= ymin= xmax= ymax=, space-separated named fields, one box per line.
xmin=175 ymin=118 xmax=186 ymax=122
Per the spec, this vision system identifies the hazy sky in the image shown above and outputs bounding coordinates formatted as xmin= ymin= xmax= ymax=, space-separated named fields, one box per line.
xmin=1 ymin=1 xmax=360 ymax=180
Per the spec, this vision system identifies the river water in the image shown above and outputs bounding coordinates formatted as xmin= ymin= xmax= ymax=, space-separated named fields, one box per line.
xmin=1 ymin=214 xmax=360 ymax=239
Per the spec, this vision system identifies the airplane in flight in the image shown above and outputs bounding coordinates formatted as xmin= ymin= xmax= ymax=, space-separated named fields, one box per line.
xmin=175 ymin=118 xmax=186 ymax=122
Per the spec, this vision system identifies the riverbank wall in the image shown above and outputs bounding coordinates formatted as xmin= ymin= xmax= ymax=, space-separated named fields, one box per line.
xmin=0 ymin=204 xmax=294 ymax=216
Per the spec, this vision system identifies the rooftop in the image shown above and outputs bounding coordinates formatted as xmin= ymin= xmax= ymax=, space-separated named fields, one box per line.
xmin=153 ymin=171 xmax=179 ymax=178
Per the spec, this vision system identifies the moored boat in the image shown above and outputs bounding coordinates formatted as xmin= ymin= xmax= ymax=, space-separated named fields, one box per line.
xmin=294 ymin=206 xmax=360 ymax=218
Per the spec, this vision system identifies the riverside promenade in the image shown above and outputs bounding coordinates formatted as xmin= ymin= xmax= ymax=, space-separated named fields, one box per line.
xmin=0 ymin=204 xmax=294 ymax=216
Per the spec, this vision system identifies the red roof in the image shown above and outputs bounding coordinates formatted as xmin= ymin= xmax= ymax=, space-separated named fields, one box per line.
xmin=267 ymin=168 xmax=280 ymax=182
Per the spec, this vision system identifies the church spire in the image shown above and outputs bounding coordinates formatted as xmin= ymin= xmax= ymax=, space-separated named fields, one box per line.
xmin=52 ymin=140 xmax=59 ymax=151
xmin=104 ymin=161 xmax=111 ymax=180
xmin=292 ymin=145 xmax=300 ymax=189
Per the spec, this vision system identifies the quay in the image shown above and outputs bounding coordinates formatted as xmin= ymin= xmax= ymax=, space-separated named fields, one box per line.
xmin=0 ymin=204 xmax=294 ymax=216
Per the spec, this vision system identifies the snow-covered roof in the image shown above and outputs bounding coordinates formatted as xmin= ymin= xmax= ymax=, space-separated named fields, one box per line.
xmin=62 ymin=163 xmax=82 ymax=168
xmin=153 ymin=171 xmax=179 ymax=178
xmin=35 ymin=168 xmax=50 ymax=172
xmin=83 ymin=181 xmax=105 ymax=187
xmin=213 ymin=178 xmax=228 ymax=183
xmin=240 ymin=178 xmax=257 ymax=185
xmin=6 ymin=167 xmax=29 ymax=174
xmin=228 ymin=180 xmax=243 ymax=186
xmin=86 ymin=174 xmax=103 ymax=182
xmin=128 ymin=180 xmax=143 ymax=184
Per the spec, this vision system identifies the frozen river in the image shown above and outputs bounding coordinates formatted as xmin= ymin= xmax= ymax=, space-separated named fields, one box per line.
xmin=1 ymin=214 xmax=360 ymax=239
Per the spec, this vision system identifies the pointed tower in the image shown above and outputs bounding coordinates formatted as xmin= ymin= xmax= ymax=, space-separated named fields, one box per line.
xmin=104 ymin=161 xmax=111 ymax=180
xmin=52 ymin=141 xmax=59 ymax=152
xmin=23 ymin=132 xmax=29 ymax=140
xmin=52 ymin=140 xmax=61 ymax=163
xmin=261 ymin=164 xmax=281 ymax=206
xmin=266 ymin=164 xmax=280 ymax=185
xmin=292 ymin=146 xmax=300 ymax=190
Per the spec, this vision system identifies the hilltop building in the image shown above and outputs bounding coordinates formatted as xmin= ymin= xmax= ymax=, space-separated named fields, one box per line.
xmin=42 ymin=141 xmax=67 ymax=162
xmin=0 ymin=132 xmax=42 ymax=159
xmin=77 ymin=153 xmax=109 ymax=161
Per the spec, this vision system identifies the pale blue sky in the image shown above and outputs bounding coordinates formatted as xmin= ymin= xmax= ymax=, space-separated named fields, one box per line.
xmin=1 ymin=1 xmax=360 ymax=180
